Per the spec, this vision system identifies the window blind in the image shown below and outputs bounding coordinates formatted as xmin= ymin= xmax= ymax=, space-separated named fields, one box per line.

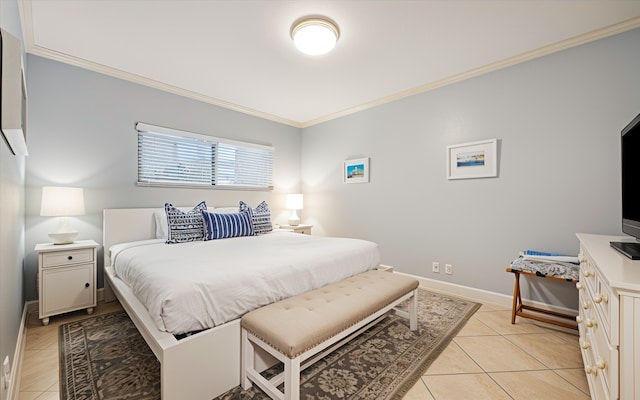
xmin=136 ymin=122 xmax=273 ymax=190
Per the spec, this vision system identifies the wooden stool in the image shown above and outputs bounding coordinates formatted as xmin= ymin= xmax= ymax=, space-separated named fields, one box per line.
xmin=507 ymin=258 xmax=579 ymax=330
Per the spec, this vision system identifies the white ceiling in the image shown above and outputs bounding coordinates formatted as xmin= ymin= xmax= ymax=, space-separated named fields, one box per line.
xmin=19 ymin=1 xmax=640 ymax=127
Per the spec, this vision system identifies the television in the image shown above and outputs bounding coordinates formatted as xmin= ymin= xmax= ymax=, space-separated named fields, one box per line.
xmin=610 ymin=112 xmax=640 ymax=260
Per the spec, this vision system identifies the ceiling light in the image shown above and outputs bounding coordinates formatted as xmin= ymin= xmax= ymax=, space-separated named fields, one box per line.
xmin=291 ymin=17 xmax=339 ymax=56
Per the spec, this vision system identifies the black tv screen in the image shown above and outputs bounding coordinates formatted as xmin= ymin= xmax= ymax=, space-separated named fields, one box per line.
xmin=611 ymin=113 xmax=640 ymax=259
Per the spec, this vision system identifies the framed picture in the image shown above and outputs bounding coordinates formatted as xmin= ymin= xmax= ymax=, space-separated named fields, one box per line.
xmin=447 ymin=139 xmax=498 ymax=180
xmin=343 ymin=157 xmax=370 ymax=183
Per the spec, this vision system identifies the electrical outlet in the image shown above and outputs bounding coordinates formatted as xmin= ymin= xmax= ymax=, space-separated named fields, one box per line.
xmin=432 ymin=262 xmax=440 ymax=273
xmin=445 ymin=264 xmax=453 ymax=275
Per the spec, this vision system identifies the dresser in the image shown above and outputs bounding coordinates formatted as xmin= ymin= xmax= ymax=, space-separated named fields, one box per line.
xmin=576 ymin=233 xmax=640 ymax=400
xmin=35 ymin=240 xmax=98 ymax=325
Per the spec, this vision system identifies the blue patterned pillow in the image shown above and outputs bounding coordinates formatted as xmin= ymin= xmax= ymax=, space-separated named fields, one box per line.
xmin=202 ymin=210 xmax=254 ymax=240
xmin=239 ymin=200 xmax=273 ymax=235
xmin=165 ymin=201 xmax=207 ymax=244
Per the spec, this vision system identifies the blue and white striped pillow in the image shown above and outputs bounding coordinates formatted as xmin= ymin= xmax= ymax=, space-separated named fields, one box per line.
xmin=239 ymin=201 xmax=273 ymax=235
xmin=201 ymin=210 xmax=254 ymax=240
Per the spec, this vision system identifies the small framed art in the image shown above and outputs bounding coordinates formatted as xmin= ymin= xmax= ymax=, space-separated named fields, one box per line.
xmin=447 ymin=139 xmax=498 ymax=180
xmin=343 ymin=157 xmax=370 ymax=183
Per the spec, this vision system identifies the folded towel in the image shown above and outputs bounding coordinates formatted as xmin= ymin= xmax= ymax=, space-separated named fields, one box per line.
xmin=519 ymin=250 xmax=579 ymax=265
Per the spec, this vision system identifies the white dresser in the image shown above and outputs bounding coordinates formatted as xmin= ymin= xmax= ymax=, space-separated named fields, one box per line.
xmin=576 ymin=233 xmax=640 ymax=400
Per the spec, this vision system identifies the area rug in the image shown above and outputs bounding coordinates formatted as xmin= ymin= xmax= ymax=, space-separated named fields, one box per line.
xmin=59 ymin=288 xmax=481 ymax=400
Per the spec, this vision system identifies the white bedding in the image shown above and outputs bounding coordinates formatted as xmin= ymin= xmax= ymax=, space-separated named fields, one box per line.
xmin=110 ymin=231 xmax=380 ymax=335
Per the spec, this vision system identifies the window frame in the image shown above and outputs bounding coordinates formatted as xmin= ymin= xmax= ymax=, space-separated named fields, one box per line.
xmin=136 ymin=122 xmax=274 ymax=191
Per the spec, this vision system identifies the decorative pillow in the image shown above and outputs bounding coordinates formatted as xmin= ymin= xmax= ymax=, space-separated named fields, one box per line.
xmin=201 ymin=210 xmax=254 ymax=240
xmin=165 ymin=201 xmax=207 ymax=244
xmin=239 ymin=200 xmax=273 ymax=235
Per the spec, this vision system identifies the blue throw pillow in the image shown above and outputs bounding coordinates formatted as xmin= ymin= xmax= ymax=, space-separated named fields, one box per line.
xmin=239 ymin=200 xmax=273 ymax=235
xmin=202 ymin=210 xmax=254 ymax=240
xmin=165 ymin=201 xmax=207 ymax=244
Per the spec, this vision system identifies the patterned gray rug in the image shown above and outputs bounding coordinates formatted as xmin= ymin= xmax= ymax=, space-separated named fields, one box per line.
xmin=59 ymin=288 xmax=480 ymax=400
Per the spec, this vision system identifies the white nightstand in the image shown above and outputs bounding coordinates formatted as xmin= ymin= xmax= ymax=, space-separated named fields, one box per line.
xmin=278 ymin=224 xmax=313 ymax=235
xmin=35 ymin=239 xmax=98 ymax=325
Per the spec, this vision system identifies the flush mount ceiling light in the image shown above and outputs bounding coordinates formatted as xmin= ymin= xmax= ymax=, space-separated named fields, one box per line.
xmin=290 ymin=16 xmax=340 ymax=56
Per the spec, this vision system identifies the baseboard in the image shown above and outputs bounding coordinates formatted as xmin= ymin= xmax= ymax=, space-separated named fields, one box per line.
xmin=11 ymin=289 xmax=106 ymax=400
xmin=395 ymin=272 xmax=578 ymax=317
xmin=6 ymin=302 xmax=29 ymax=400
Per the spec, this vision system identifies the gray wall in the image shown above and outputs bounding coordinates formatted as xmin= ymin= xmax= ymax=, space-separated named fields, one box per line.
xmin=301 ymin=28 xmax=640 ymax=310
xmin=24 ymin=56 xmax=302 ymax=301
xmin=16 ymin=21 xmax=640 ymax=323
xmin=0 ymin=0 xmax=25 ymax=398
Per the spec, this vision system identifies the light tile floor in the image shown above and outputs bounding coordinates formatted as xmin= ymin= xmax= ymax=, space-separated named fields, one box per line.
xmin=18 ymin=294 xmax=590 ymax=400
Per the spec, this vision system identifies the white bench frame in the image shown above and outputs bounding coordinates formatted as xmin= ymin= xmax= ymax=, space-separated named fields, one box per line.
xmin=241 ymin=288 xmax=418 ymax=400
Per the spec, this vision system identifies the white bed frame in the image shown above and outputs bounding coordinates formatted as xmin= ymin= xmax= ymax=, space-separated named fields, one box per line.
xmin=103 ymin=208 xmax=274 ymax=399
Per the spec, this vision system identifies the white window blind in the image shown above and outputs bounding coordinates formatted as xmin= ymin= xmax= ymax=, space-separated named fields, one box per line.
xmin=136 ymin=122 xmax=273 ymax=190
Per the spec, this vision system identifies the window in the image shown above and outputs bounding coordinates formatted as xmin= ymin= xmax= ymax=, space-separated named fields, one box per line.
xmin=136 ymin=122 xmax=273 ymax=190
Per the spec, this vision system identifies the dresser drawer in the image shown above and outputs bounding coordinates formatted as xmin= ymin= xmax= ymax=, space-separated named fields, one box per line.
xmin=580 ymin=249 xmax=614 ymax=342
xmin=42 ymin=248 xmax=94 ymax=268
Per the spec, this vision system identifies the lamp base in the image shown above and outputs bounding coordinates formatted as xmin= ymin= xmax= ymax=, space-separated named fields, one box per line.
xmin=48 ymin=231 xmax=79 ymax=245
xmin=288 ymin=210 xmax=301 ymax=226
xmin=48 ymin=217 xmax=79 ymax=244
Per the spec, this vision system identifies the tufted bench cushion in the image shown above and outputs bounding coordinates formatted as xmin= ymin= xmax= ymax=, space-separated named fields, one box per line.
xmin=241 ymin=269 xmax=419 ymax=400
xmin=241 ymin=269 xmax=419 ymax=358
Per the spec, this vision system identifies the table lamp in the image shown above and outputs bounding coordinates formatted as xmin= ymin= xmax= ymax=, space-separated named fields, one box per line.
xmin=40 ymin=186 xmax=85 ymax=244
xmin=286 ymin=193 xmax=303 ymax=226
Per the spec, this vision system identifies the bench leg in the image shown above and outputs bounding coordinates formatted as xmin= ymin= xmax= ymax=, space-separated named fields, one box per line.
xmin=284 ymin=357 xmax=301 ymax=400
xmin=409 ymin=288 xmax=418 ymax=331
xmin=241 ymin=329 xmax=254 ymax=390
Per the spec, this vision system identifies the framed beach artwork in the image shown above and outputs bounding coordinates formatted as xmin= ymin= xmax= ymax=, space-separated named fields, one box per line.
xmin=447 ymin=139 xmax=498 ymax=180
xmin=343 ymin=157 xmax=370 ymax=183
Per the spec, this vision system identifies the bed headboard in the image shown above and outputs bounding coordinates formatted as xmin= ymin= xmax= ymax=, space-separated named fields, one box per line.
xmin=103 ymin=206 xmax=240 ymax=267
xmin=103 ymin=208 xmax=161 ymax=267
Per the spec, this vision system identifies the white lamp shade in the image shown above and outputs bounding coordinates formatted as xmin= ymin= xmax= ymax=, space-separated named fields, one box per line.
xmin=40 ymin=186 xmax=85 ymax=217
xmin=41 ymin=186 xmax=85 ymax=244
xmin=286 ymin=193 xmax=303 ymax=210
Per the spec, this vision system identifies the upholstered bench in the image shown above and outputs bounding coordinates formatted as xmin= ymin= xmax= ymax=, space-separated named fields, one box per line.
xmin=240 ymin=270 xmax=419 ymax=400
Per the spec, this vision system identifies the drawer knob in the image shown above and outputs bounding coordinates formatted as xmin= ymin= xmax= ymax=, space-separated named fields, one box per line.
xmin=580 ymin=340 xmax=590 ymax=350
xmin=586 ymin=318 xmax=598 ymax=328
xmin=582 ymin=302 xmax=590 ymax=310
xmin=576 ymin=282 xmax=584 ymax=290
xmin=585 ymin=366 xmax=598 ymax=376
xmin=578 ymin=255 xmax=587 ymax=263
xmin=68 ymin=256 xmax=73 ymax=260
xmin=576 ymin=315 xmax=583 ymax=324
xmin=594 ymin=294 xmax=608 ymax=304
xmin=85 ymin=283 xmax=90 ymax=288
xmin=596 ymin=359 xmax=607 ymax=370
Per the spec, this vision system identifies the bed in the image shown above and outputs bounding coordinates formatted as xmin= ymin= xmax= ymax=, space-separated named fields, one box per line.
xmin=102 ymin=207 xmax=381 ymax=399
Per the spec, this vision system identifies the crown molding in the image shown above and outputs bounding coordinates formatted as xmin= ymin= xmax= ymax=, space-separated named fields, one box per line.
xmin=19 ymin=0 xmax=640 ymax=129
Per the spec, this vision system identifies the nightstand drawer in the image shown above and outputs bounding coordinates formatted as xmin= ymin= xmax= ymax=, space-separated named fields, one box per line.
xmin=42 ymin=248 xmax=94 ymax=268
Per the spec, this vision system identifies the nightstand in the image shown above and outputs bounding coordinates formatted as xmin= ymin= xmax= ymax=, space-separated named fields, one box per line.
xmin=35 ymin=239 xmax=98 ymax=325
xmin=278 ymin=224 xmax=313 ymax=235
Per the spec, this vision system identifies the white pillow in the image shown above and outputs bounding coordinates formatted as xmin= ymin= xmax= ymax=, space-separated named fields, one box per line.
xmin=153 ymin=210 xmax=169 ymax=239
xmin=212 ymin=206 xmax=239 ymax=214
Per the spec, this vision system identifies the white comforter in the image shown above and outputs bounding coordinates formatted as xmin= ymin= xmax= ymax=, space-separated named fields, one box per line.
xmin=110 ymin=231 xmax=380 ymax=335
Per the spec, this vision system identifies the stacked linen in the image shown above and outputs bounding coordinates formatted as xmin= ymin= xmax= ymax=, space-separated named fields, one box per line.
xmin=510 ymin=250 xmax=580 ymax=281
